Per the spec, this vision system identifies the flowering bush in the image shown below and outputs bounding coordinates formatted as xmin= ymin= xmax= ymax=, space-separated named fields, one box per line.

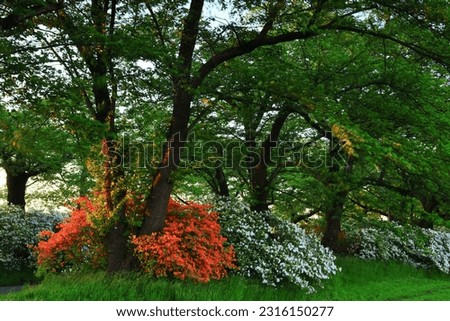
xmin=424 ymin=228 xmax=450 ymax=274
xmin=132 ymin=199 xmax=236 ymax=282
xmin=215 ymin=198 xmax=337 ymax=292
xmin=346 ymin=221 xmax=450 ymax=274
xmin=0 ymin=206 xmax=65 ymax=271
xmin=35 ymin=197 xmax=106 ymax=274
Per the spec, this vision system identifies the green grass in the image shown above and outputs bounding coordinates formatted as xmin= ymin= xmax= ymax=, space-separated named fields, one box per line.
xmin=0 ymin=266 xmax=38 ymax=287
xmin=1 ymin=257 xmax=449 ymax=300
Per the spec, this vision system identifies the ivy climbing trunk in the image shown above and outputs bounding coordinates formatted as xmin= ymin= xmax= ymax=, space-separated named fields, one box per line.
xmin=58 ymin=0 xmax=131 ymax=271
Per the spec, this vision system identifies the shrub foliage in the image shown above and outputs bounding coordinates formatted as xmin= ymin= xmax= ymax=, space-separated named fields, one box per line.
xmin=132 ymin=199 xmax=236 ymax=282
xmin=345 ymin=220 xmax=450 ymax=274
xmin=35 ymin=197 xmax=106 ymax=274
xmin=35 ymin=197 xmax=236 ymax=282
xmin=215 ymin=198 xmax=338 ymax=292
xmin=0 ymin=206 xmax=65 ymax=271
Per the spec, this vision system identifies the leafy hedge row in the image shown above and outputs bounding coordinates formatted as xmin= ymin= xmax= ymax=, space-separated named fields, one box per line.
xmin=5 ymin=194 xmax=447 ymax=292
xmin=34 ymin=196 xmax=338 ymax=291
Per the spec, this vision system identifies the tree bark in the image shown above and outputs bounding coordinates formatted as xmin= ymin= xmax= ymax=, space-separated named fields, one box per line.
xmin=139 ymin=93 xmax=193 ymax=234
xmin=250 ymin=164 xmax=270 ymax=212
xmin=249 ymin=111 xmax=289 ymax=212
xmin=321 ymin=190 xmax=348 ymax=252
xmin=215 ymin=164 xmax=230 ymax=197
xmin=104 ymin=191 xmax=137 ymax=271
xmin=6 ymin=171 xmax=30 ymax=209
xmin=139 ymin=0 xmax=204 ymax=235
xmin=319 ymin=125 xmax=352 ymax=252
xmin=102 ymin=139 xmax=138 ymax=271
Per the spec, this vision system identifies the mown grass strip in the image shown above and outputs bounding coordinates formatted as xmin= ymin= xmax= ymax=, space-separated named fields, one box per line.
xmin=1 ymin=257 xmax=449 ymax=301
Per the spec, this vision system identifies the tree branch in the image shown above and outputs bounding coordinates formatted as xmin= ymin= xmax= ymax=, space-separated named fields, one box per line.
xmin=145 ymin=4 xmax=166 ymax=47
xmin=259 ymin=0 xmax=285 ymax=38
xmin=321 ymin=24 xmax=450 ymax=70
xmin=0 ymin=1 xmax=64 ymax=31
xmin=349 ymin=196 xmax=391 ymax=218
xmin=192 ymin=29 xmax=318 ymax=88
xmin=176 ymin=0 xmax=204 ymax=77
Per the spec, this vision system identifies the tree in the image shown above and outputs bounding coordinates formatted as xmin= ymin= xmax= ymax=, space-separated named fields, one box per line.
xmin=137 ymin=0 xmax=449 ymax=240
xmin=282 ymin=27 xmax=450 ymax=248
xmin=2 ymin=0 xmax=449 ymax=268
xmin=0 ymin=106 xmax=73 ymax=209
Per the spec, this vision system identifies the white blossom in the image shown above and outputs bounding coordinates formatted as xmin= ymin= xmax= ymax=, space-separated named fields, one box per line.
xmin=0 ymin=206 xmax=66 ymax=271
xmin=347 ymin=220 xmax=449 ymax=274
xmin=215 ymin=198 xmax=337 ymax=292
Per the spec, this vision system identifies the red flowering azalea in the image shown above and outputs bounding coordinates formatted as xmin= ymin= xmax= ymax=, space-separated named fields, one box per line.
xmin=132 ymin=199 xmax=237 ymax=282
xmin=35 ymin=197 xmax=106 ymax=273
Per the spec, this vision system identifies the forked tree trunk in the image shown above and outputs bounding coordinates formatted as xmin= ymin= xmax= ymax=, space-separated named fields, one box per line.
xmin=137 ymin=0 xmax=320 ymax=236
xmin=249 ymin=111 xmax=289 ymax=212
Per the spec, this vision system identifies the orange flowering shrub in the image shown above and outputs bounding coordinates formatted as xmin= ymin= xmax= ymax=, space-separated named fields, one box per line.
xmin=132 ymin=199 xmax=236 ymax=282
xmin=35 ymin=197 xmax=106 ymax=274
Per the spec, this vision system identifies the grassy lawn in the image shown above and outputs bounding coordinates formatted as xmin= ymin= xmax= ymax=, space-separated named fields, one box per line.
xmin=0 ymin=267 xmax=37 ymax=287
xmin=1 ymin=257 xmax=449 ymax=301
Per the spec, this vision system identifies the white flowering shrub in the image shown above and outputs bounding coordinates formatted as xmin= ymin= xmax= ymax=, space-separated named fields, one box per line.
xmin=347 ymin=221 xmax=450 ymax=274
xmin=215 ymin=198 xmax=337 ymax=292
xmin=0 ymin=206 xmax=65 ymax=271
xmin=424 ymin=229 xmax=450 ymax=274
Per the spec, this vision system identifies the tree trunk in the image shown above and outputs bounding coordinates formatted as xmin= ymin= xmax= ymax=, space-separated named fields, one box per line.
xmin=321 ymin=190 xmax=348 ymax=252
xmin=250 ymin=164 xmax=270 ymax=212
xmin=139 ymin=0 xmax=204 ymax=235
xmin=137 ymin=0 xmax=320 ymax=234
xmin=6 ymin=171 xmax=29 ymax=209
xmin=59 ymin=0 xmax=132 ymax=271
xmin=249 ymin=111 xmax=289 ymax=212
xmin=102 ymin=139 xmax=137 ymax=271
xmin=140 ymin=166 xmax=175 ymax=234
xmin=214 ymin=164 xmax=230 ymax=197
xmin=201 ymin=163 xmax=229 ymax=198
xmin=139 ymin=97 xmax=192 ymax=234
xmin=104 ymin=203 xmax=138 ymax=271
